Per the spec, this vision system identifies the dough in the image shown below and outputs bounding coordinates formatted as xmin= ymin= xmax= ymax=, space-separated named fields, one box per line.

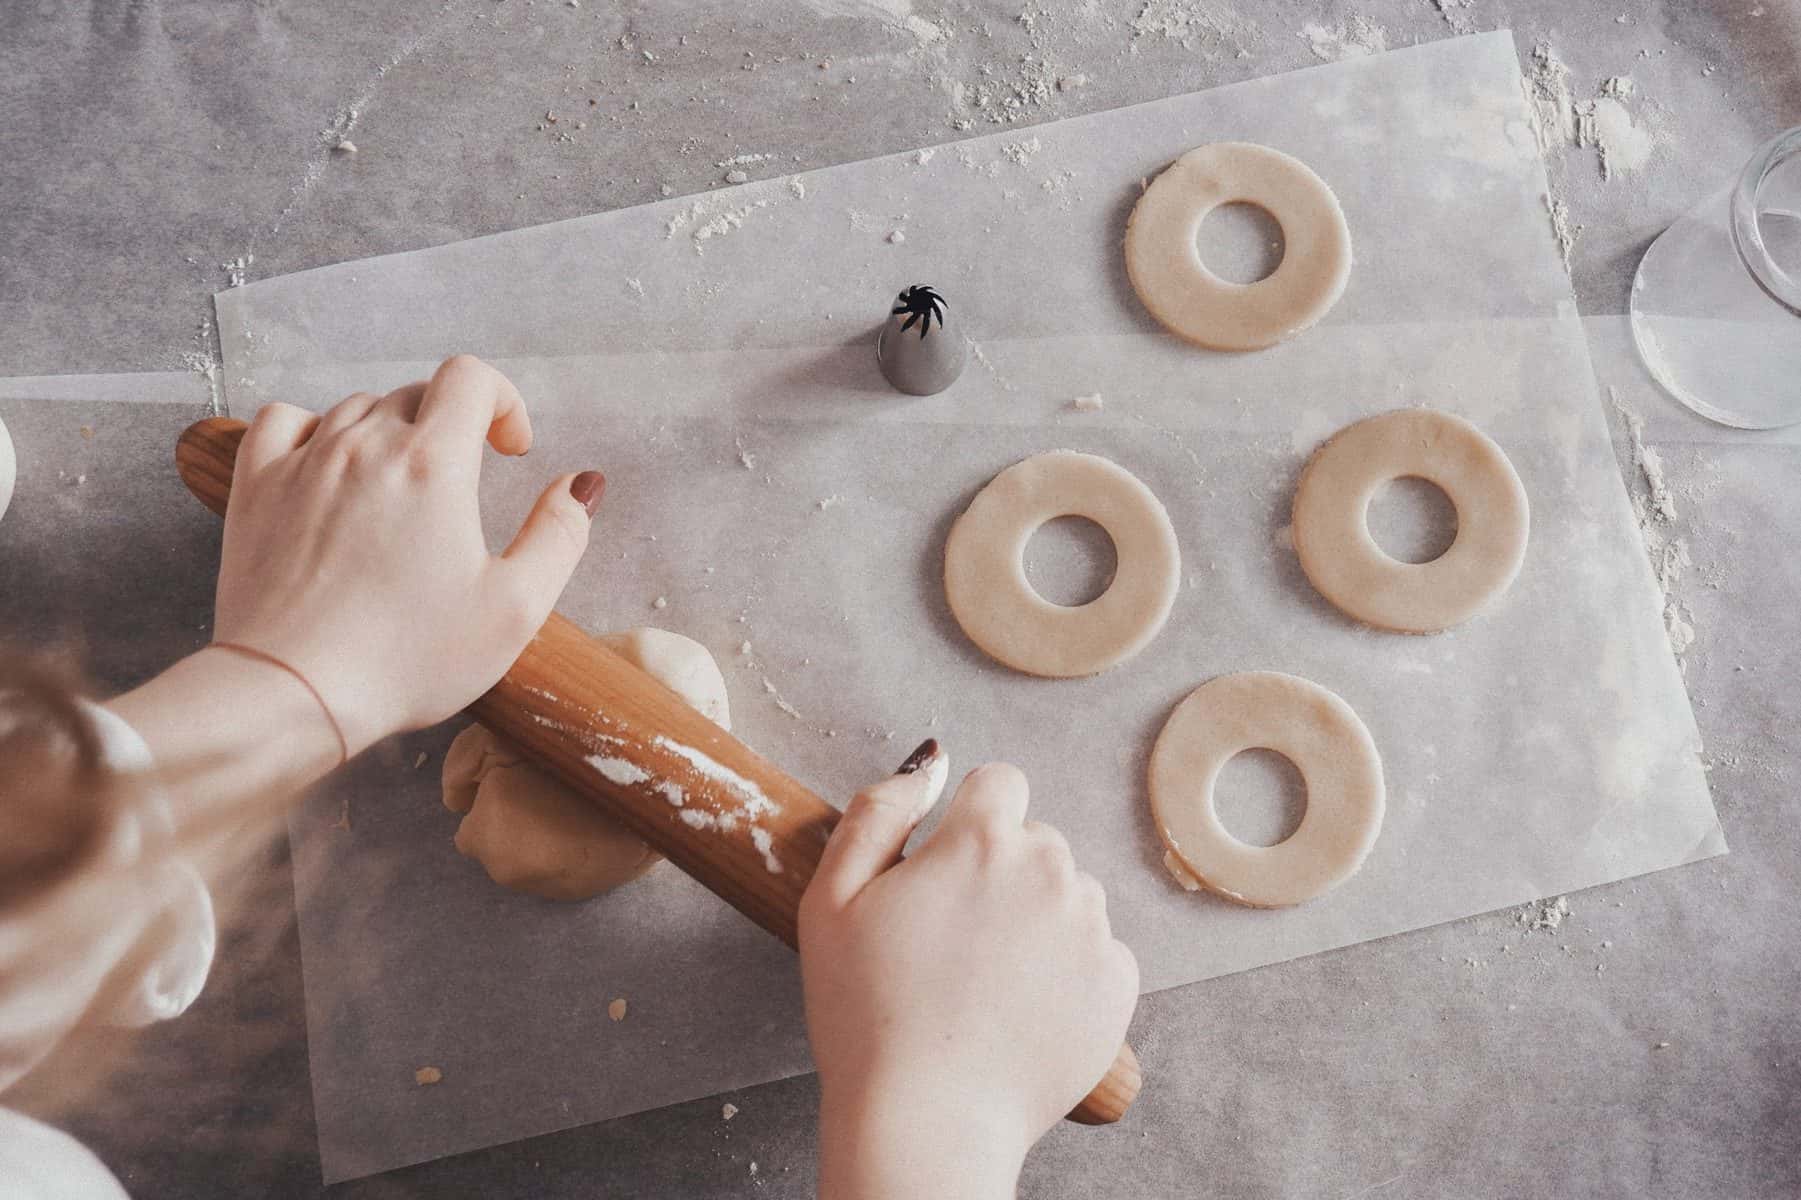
xmin=1291 ymin=409 xmax=1529 ymax=633
xmin=0 ymin=415 xmax=15 ymax=526
xmin=944 ymin=451 xmax=1180 ymax=678
xmin=1150 ymin=672 xmax=1383 ymax=908
xmin=1125 ymin=142 xmax=1351 ymax=351
xmin=442 ymin=628 xmax=731 ymax=901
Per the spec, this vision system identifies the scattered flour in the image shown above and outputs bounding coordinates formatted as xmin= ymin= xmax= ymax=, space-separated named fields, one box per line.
xmin=1609 ymin=387 xmax=1699 ymax=667
xmin=1431 ymin=0 xmax=1477 ymax=34
xmin=1299 ymin=16 xmax=1388 ymax=62
xmin=722 ymin=1103 xmax=739 ymax=1121
xmin=1002 ymin=136 xmax=1042 ymax=166
xmin=664 ymin=195 xmax=783 ymax=254
xmin=1129 ymin=0 xmax=1245 ymax=51
xmin=1582 ymin=96 xmax=1655 ymax=179
xmin=1519 ymin=895 xmax=1570 ymax=931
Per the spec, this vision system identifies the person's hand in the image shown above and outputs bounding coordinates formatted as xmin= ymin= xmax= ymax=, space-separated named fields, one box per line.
xmin=799 ymin=745 xmax=1139 ymax=1199
xmin=211 ymin=355 xmax=604 ymax=757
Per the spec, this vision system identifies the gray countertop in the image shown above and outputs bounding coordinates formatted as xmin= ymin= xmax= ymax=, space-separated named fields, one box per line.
xmin=2 ymin=2 xmax=1797 ymax=1196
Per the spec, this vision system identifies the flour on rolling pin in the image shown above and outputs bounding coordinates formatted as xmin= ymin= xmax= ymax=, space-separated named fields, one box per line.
xmin=581 ymin=735 xmax=786 ymax=875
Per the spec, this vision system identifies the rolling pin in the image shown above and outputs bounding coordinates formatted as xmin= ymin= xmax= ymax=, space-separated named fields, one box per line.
xmin=175 ymin=417 xmax=1140 ymax=1126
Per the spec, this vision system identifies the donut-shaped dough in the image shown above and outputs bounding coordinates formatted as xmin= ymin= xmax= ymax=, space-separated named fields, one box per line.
xmin=944 ymin=451 xmax=1180 ymax=678
xmin=1125 ymin=142 xmax=1351 ymax=351
xmin=1151 ymin=672 xmax=1383 ymax=908
xmin=1292 ymin=409 xmax=1529 ymax=633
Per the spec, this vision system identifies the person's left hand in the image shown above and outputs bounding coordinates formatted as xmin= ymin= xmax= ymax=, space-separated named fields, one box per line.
xmin=211 ymin=355 xmax=605 ymax=756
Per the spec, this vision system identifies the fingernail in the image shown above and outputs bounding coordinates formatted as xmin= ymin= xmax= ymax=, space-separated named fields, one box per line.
xmin=895 ymin=738 xmax=940 ymax=776
xmin=570 ymin=471 xmax=606 ymax=517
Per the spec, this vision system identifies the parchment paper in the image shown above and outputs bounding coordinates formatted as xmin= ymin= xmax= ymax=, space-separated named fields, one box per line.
xmin=214 ymin=33 xmax=1723 ymax=1182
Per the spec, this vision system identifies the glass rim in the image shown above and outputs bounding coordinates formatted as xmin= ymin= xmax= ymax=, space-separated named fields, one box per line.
xmin=1732 ymin=125 xmax=1801 ymax=315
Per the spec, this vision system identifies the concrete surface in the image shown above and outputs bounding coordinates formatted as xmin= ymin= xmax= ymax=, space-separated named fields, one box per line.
xmin=1 ymin=1 xmax=1797 ymax=1196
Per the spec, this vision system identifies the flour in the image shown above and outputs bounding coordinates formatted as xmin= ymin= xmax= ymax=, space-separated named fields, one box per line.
xmin=664 ymin=195 xmax=783 ymax=254
xmin=586 ymin=755 xmax=652 ymax=787
xmin=1002 ymin=136 xmax=1042 ymax=166
xmin=716 ymin=153 xmax=774 ymax=168
xmin=1072 ymin=392 xmax=1104 ymax=412
xmin=1298 ymin=16 xmax=1388 ymax=62
xmin=1431 ymin=0 xmax=1477 ymax=35
xmin=1519 ymin=895 xmax=1570 ymax=931
xmin=653 ymin=736 xmax=779 ymax=819
xmin=1542 ymin=194 xmax=1579 ymax=272
xmin=1582 ymin=96 xmax=1655 ymax=179
xmin=1528 ymin=45 xmax=1661 ymax=181
xmin=1130 ymin=0 xmax=1244 ymax=51
xmin=1609 ymin=387 xmax=1702 ymax=668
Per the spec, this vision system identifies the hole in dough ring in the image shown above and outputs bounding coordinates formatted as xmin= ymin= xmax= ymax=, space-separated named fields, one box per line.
xmin=1125 ymin=142 xmax=1351 ymax=351
xmin=1151 ymin=672 xmax=1384 ymax=908
xmin=1292 ymin=409 xmax=1529 ymax=633
xmin=945 ymin=451 xmax=1180 ymax=678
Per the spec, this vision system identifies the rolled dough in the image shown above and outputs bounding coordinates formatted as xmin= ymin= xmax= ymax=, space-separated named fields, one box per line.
xmin=441 ymin=627 xmax=731 ymax=901
xmin=1150 ymin=672 xmax=1384 ymax=908
xmin=1124 ymin=142 xmax=1351 ymax=351
xmin=944 ymin=450 xmax=1180 ymax=678
xmin=1291 ymin=409 xmax=1529 ymax=633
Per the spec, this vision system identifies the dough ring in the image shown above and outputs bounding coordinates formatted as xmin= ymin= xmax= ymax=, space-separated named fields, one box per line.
xmin=1125 ymin=142 xmax=1351 ymax=351
xmin=1292 ymin=409 xmax=1529 ymax=633
xmin=944 ymin=451 xmax=1180 ymax=678
xmin=1150 ymin=672 xmax=1383 ymax=908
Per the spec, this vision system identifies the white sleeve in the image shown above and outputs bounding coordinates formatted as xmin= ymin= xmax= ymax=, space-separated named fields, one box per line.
xmin=78 ymin=704 xmax=216 ymax=1030
xmin=0 ymin=1108 xmax=130 ymax=1200
xmin=0 ymin=700 xmax=217 ymax=1093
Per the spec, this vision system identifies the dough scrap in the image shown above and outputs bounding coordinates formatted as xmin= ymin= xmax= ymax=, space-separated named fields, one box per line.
xmin=1125 ymin=142 xmax=1351 ymax=351
xmin=944 ymin=451 xmax=1180 ymax=678
xmin=442 ymin=628 xmax=731 ymax=901
xmin=1291 ymin=409 xmax=1529 ymax=633
xmin=1150 ymin=672 xmax=1383 ymax=908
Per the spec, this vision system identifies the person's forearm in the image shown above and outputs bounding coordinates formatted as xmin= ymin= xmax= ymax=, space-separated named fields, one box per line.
xmin=105 ymin=646 xmax=343 ymax=836
xmin=818 ymin=1076 xmax=1028 ymax=1200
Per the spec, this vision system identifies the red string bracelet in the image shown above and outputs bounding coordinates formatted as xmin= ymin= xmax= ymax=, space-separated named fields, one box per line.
xmin=209 ymin=642 xmax=350 ymax=767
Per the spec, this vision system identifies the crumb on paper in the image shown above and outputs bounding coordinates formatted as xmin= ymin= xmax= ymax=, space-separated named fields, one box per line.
xmin=738 ymin=640 xmax=752 ymax=656
xmin=652 ymin=595 xmax=668 ymax=610
xmin=413 ymin=751 xmax=427 ymax=770
xmin=816 ymin=494 xmax=842 ymax=510
xmin=331 ymin=797 xmax=351 ymax=832
xmin=886 ymin=229 xmax=906 ymax=244
xmin=415 ymin=1066 xmax=442 ymax=1086
xmin=1072 ymin=392 xmax=1104 ymax=412
xmin=722 ymin=1102 xmax=739 ymax=1121
xmin=608 ymin=997 xmax=628 ymax=1022
xmin=333 ymin=140 xmax=357 ymax=154
xmin=723 ymin=169 xmax=749 ymax=184
xmin=913 ymin=147 xmax=936 ymax=165
xmin=1655 ymin=1040 xmax=1671 ymax=1049
xmin=79 ymin=425 xmax=95 ymax=439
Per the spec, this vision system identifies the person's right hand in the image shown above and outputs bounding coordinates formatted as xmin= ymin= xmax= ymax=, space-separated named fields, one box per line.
xmin=798 ymin=747 xmax=1139 ymax=1200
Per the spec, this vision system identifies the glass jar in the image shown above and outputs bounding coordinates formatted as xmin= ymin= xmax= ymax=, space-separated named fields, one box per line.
xmin=1630 ymin=126 xmax=1801 ymax=429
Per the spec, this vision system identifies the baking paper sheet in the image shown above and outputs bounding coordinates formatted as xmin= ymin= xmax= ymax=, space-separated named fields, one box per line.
xmin=214 ymin=33 xmax=1723 ymax=1182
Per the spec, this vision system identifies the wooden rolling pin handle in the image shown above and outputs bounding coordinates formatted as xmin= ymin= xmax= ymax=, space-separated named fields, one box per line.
xmin=175 ymin=416 xmax=1140 ymax=1126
